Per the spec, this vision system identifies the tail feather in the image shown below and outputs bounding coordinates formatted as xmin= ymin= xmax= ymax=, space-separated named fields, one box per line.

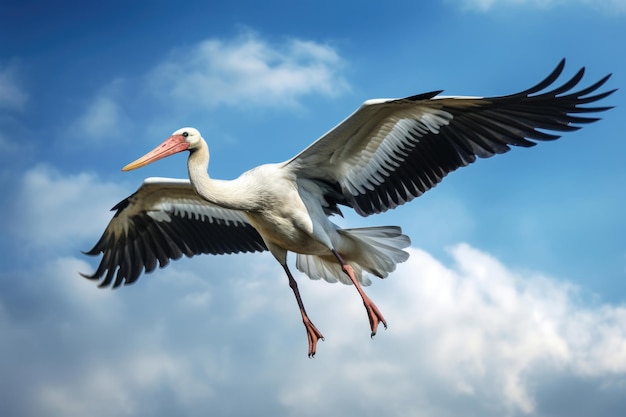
xmin=296 ymin=254 xmax=366 ymax=285
xmin=295 ymin=226 xmax=410 ymax=286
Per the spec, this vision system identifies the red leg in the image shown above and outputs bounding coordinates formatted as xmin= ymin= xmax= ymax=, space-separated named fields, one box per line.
xmin=282 ymin=264 xmax=324 ymax=357
xmin=332 ymin=250 xmax=387 ymax=336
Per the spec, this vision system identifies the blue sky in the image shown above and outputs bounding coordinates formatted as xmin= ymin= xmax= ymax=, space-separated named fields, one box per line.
xmin=1 ymin=1 xmax=625 ymax=416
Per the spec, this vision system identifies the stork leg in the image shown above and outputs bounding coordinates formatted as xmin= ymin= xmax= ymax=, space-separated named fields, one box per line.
xmin=332 ymin=249 xmax=387 ymax=337
xmin=282 ymin=264 xmax=324 ymax=357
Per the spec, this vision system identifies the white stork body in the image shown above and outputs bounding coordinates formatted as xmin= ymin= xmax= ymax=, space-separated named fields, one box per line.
xmin=84 ymin=60 xmax=615 ymax=356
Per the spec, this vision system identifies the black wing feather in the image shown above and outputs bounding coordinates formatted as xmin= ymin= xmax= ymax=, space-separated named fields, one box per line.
xmin=342 ymin=60 xmax=615 ymax=215
xmin=82 ymin=179 xmax=267 ymax=288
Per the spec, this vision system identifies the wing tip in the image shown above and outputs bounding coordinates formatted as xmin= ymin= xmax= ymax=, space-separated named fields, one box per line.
xmin=78 ymin=271 xmax=97 ymax=280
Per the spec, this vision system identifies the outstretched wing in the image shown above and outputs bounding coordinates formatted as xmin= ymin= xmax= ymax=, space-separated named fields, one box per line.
xmin=82 ymin=178 xmax=267 ymax=288
xmin=286 ymin=59 xmax=615 ymax=216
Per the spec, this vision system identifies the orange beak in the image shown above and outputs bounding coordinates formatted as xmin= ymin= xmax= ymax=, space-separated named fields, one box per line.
xmin=122 ymin=135 xmax=190 ymax=172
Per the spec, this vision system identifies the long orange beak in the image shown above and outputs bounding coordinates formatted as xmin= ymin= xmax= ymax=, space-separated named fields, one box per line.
xmin=122 ymin=135 xmax=190 ymax=171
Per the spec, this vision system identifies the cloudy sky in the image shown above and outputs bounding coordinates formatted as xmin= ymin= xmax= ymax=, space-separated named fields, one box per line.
xmin=1 ymin=1 xmax=625 ymax=416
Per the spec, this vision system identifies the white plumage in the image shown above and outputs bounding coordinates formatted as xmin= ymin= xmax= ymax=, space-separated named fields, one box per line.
xmin=84 ymin=59 xmax=614 ymax=356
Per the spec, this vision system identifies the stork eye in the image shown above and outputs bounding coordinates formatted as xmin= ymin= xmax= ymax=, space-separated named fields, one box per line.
xmin=182 ymin=132 xmax=189 ymax=138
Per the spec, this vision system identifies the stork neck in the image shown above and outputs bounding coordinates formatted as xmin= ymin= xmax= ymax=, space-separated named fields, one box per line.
xmin=186 ymin=142 xmax=258 ymax=211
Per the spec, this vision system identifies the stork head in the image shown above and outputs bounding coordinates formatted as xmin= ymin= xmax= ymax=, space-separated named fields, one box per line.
xmin=122 ymin=127 xmax=203 ymax=171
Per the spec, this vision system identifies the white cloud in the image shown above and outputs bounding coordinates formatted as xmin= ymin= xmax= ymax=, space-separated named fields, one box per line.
xmin=453 ymin=0 xmax=626 ymax=13
xmin=0 ymin=61 xmax=28 ymax=111
xmin=70 ymin=79 xmax=130 ymax=143
xmin=147 ymin=33 xmax=349 ymax=110
xmin=36 ymin=350 xmax=215 ymax=417
xmin=0 ymin=255 xmax=226 ymax=417
xmin=456 ymin=0 xmax=556 ymax=11
xmin=74 ymin=96 xmax=121 ymax=137
xmin=10 ymin=164 xmax=130 ymax=247
xmin=276 ymin=245 xmax=626 ymax=416
xmin=64 ymin=33 xmax=349 ymax=147
xmin=3 ymin=236 xmax=626 ymax=416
